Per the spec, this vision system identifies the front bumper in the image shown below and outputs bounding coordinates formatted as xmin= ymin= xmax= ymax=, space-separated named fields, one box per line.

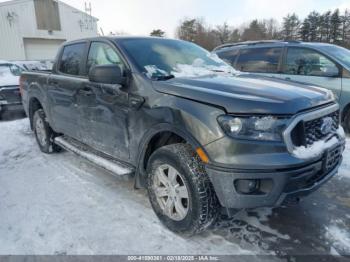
xmin=206 ymin=141 xmax=345 ymax=209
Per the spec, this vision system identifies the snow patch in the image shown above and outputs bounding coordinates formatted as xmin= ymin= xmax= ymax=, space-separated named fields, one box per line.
xmin=144 ymin=65 xmax=169 ymax=78
xmin=326 ymin=224 xmax=350 ymax=253
xmin=235 ymin=209 xmax=290 ymax=240
xmin=171 ymin=59 xmax=236 ymax=78
xmin=0 ymin=118 xmax=254 ymax=255
xmin=292 ymin=127 xmax=344 ymax=159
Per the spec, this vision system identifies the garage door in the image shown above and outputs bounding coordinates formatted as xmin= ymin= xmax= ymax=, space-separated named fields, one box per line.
xmin=24 ymin=38 xmax=65 ymax=60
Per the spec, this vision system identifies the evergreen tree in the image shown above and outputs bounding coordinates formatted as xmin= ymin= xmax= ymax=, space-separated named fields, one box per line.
xmin=241 ymin=20 xmax=267 ymax=41
xmin=150 ymin=29 xmax=166 ymax=37
xmin=330 ymin=9 xmax=342 ymax=43
xmin=320 ymin=11 xmax=332 ymax=42
xmin=299 ymin=19 xmax=310 ymax=41
xmin=307 ymin=11 xmax=320 ymax=41
xmin=229 ymin=29 xmax=241 ymax=42
xmin=282 ymin=13 xmax=300 ymax=40
xmin=341 ymin=9 xmax=350 ymax=45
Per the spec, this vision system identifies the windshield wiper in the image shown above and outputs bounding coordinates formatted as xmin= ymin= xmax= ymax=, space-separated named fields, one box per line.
xmin=153 ymin=75 xmax=175 ymax=81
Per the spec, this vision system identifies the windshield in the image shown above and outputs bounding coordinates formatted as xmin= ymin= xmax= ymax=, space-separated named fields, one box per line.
xmin=319 ymin=45 xmax=350 ymax=68
xmin=119 ymin=38 xmax=237 ymax=79
xmin=0 ymin=64 xmax=23 ymax=77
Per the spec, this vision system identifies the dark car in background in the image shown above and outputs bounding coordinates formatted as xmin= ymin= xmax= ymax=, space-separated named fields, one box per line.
xmin=213 ymin=41 xmax=350 ymax=132
xmin=0 ymin=61 xmax=24 ymax=119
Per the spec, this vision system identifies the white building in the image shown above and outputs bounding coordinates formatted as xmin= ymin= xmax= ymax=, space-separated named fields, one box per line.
xmin=0 ymin=0 xmax=98 ymax=61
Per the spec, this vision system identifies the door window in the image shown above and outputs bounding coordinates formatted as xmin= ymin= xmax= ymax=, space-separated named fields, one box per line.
xmin=236 ymin=47 xmax=282 ymax=73
xmin=87 ymin=42 xmax=124 ymax=73
xmin=284 ymin=47 xmax=339 ymax=77
xmin=216 ymin=49 xmax=239 ymax=66
xmin=59 ymin=43 xmax=86 ymax=75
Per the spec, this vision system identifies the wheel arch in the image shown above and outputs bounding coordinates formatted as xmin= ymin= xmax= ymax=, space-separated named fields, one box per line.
xmin=134 ymin=123 xmax=205 ymax=188
xmin=28 ymin=96 xmax=44 ymax=130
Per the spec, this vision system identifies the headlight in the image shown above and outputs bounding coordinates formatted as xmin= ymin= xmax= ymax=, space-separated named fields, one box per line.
xmin=217 ymin=115 xmax=289 ymax=141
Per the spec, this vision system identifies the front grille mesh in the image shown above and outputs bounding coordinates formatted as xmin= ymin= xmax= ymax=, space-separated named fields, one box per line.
xmin=304 ymin=111 xmax=339 ymax=146
xmin=291 ymin=110 xmax=339 ymax=147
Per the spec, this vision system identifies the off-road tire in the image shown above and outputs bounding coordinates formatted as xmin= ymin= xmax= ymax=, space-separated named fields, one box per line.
xmin=33 ymin=109 xmax=61 ymax=153
xmin=147 ymin=143 xmax=219 ymax=235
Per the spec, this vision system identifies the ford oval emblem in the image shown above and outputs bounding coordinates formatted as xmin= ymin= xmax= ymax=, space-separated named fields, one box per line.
xmin=320 ymin=117 xmax=333 ymax=135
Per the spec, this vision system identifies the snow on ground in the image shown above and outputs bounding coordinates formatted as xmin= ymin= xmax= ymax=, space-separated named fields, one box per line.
xmin=338 ymin=134 xmax=350 ymax=179
xmin=326 ymin=220 xmax=350 ymax=254
xmin=0 ymin=117 xmax=349 ymax=256
xmin=0 ymin=118 xmax=253 ymax=255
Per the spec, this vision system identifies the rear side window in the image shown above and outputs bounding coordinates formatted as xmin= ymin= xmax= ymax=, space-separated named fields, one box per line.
xmin=284 ymin=47 xmax=339 ymax=77
xmin=216 ymin=49 xmax=239 ymax=66
xmin=236 ymin=47 xmax=282 ymax=73
xmin=59 ymin=43 xmax=86 ymax=75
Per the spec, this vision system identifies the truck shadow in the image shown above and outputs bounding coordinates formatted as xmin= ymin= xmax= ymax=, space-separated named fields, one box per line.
xmin=0 ymin=111 xmax=26 ymax=121
xmin=209 ymin=178 xmax=350 ymax=257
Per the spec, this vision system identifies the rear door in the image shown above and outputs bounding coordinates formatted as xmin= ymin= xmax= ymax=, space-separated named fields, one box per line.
xmin=77 ymin=41 xmax=130 ymax=161
xmin=47 ymin=42 xmax=88 ymax=139
xmin=280 ymin=47 xmax=342 ymax=99
xmin=234 ymin=47 xmax=283 ymax=78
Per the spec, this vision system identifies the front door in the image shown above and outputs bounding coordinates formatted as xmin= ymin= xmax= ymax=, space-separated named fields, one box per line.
xmin=77 ymin=41 xmax=130 ymax=161
xmin=280 ymin=47 xmax=342 ymax=100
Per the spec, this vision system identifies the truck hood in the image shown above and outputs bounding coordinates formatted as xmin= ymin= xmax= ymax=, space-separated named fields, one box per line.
xmin=152 ymin=74 xmax=334 ymax=115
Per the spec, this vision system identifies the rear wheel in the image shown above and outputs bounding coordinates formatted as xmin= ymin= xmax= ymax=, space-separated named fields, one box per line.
xmin=147 ymin=143 xmax=218 ymax=235
xmin=33 ymin=109 xmax=61 ymax=153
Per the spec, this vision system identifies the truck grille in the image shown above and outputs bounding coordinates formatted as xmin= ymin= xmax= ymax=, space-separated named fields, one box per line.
xmin=290 ymin=109 xmax=339 ymax=147
xmin=304 ymin=110 xmax=339 ymax=146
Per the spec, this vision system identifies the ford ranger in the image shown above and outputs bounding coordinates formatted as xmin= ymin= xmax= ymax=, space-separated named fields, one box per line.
xmin=21 ymin=37 xmax=346 ymax=234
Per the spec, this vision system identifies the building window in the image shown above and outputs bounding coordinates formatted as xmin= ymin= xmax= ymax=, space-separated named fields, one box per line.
xmin=34 ymin=0 xmax=61 ymax=31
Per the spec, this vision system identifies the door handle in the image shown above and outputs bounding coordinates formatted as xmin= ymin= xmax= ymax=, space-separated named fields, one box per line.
xmin=285 ymin=77 xmax=291 ymax=80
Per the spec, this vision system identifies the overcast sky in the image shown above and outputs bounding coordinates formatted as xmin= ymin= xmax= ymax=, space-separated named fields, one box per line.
xmin=3 ymin=0 xmax=350 ymax=36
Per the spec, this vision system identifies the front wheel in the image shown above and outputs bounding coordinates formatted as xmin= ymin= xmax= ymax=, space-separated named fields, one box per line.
xmin=147 ymin=143 xmax=218 ymax=235
xmin=33 ymin=109 xmax=61 ymax=153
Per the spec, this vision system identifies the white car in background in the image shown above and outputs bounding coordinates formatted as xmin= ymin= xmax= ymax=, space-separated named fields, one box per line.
xmin=0 ymin=60 xmax=24 ymax=119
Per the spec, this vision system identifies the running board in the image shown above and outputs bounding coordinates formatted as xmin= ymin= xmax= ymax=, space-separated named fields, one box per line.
xmin=54 ymin=136 xmax=134 ymax=176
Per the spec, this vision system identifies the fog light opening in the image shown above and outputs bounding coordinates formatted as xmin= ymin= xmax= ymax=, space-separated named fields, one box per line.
xmin=234 ymin=178 xmax=273 ymax=195
xmin=234 ymin=179 xmax=260 ymax=194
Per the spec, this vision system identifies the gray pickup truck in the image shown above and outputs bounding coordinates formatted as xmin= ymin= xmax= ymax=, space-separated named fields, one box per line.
xmin=21 ymin=37 xmax=346 ymax=234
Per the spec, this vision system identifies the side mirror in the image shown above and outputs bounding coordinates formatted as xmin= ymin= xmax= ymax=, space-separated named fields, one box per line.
xmin=89 ymin=64 xmax=124 ymax=84
xmin=323 ymin=66 xmax=339 ymax=77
